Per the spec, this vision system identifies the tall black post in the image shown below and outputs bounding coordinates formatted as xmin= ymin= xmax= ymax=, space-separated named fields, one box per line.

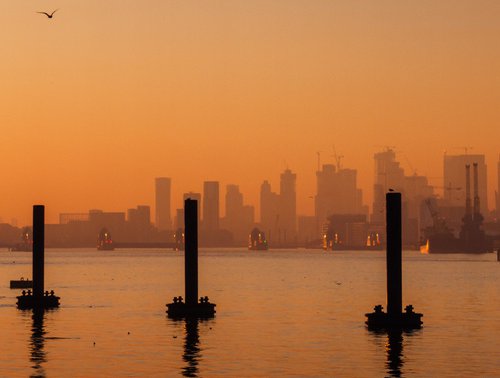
xmin=185 ymin=199 xmax=198 ymax=306
xmin=33 ymin=205 xmax=45 ymax=308
xmin=386 ymin=192 xmax=402 ymax=318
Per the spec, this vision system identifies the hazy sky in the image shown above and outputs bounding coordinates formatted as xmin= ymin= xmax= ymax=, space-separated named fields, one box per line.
xmin=1 ymin=1 xmax=499 ymax=225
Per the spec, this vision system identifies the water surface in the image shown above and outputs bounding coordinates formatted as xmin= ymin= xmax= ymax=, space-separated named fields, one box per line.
xmin=0 ymin=249 xmax=498 ymax=377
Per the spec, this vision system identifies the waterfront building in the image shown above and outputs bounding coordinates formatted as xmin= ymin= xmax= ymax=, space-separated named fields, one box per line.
xmin=279 ymin=169 xmax=297 ymax=242
xmin=203 ymin=181 xmax=220 ymax=231
xmin=443 ymin=154 xmax=488 ymax=216
xmin=155 ymin=177 xmax=171 ymax=230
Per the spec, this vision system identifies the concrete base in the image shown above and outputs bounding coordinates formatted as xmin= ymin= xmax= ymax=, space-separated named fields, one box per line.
xmin=17 ymin=292 xmax=60 ymax=310
xmin=166 ymin=297 xmax=216 ymax=318
xmin=366 ymin=305 xmax=423 ymax=330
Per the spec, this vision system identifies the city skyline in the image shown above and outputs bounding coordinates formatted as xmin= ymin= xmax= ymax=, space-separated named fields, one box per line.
xmin=1 ymin=149 xmax=498 ymax=228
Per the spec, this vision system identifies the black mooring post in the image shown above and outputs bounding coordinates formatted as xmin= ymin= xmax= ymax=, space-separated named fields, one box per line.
xmin=184 ymin=199 xmax=198 ymax=306
xmin=33 ymin=205 xmax=45 ymax=308
xmin=386 ymin=192 xmax=402 ymax=318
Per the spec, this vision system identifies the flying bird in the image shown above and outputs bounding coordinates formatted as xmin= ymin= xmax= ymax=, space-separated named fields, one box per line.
xmin=37 ymin=9 xmax=58 ymax=18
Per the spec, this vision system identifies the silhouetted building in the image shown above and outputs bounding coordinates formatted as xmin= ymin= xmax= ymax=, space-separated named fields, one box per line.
xmin=279 ymin=169 xmax=297 ymax=243
xmin=175 ymin=208 xmax=184 ymax=230
xmin=155 ymin=177 xmax=172 ymax=230
xmin=260 ymin=180 xmax=279 ymax=242
xmin=202 ymin=182 xmax=219 ymax=231
xmin=372 ymin=149 xmax=405 ymax=224
xmin=443 ymin=154 xmax=488 ymax=216
xmin=371 ymin=149 xmax=434 ymax=246
xmin=222 ymin=184 xmax=255 ymax=244
xmin=315 ymin=163 xmax=367 ymax=229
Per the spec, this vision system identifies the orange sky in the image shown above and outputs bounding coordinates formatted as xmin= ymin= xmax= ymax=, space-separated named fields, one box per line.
xmin=1 ymin=1 xmax=499 ymax=225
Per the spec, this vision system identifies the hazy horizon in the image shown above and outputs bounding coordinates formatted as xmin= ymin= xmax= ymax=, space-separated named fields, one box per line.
xmin=2 ymin=1 xmax=499 ymax=225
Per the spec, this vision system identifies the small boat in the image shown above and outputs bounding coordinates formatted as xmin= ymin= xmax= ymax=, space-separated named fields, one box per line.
xmin=97 ymin=228 xmax=115 ymax=251
xmin=248 ymin=228 xmax=268 ymax=250
xmin=10 ymin=277 xmax=33 ymax=289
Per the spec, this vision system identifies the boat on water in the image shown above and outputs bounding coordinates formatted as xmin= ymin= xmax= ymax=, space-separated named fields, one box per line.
xmin=248 ymin=228 xmax=268 ymax=250
xmin=10 ymin=227 xmax=32 ymax=252
xmin=10 ymin=277 xmax=33 ymax=289
xmin=421 ymin=164 xmax=494 ymax=254
xmin=97 ymin=228 xmax=115 ymax=251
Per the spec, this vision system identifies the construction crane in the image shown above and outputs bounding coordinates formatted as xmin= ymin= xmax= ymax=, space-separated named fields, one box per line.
xmin=424 ymin=199 xmax=450 ymax=234
xmin=332 ymin=145 xmax=344 ymax=171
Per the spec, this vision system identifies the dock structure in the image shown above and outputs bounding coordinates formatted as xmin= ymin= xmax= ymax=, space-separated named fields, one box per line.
xmin=365 ymin=192 xmax=422 ymax=330
xmin=167 ymin=199 xmax=216 ymax=318
xmin=17 ymin=206 xmax=60 ymax=310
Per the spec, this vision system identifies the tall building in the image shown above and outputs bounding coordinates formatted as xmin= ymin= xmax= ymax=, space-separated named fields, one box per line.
xmin=203 ymin=181 xmax=220 ymax=231
xmin=315 ymin=164 xmax=366 ymax=227
xmin=260 ymin=180 xmax=279 ymax=241
xmin=155 ymin=177 xmax=171 ymax=230
xmin=223 ymin=184 xmax=255 ymax=244
xmin=279 ymin=169 xmax=297 ymax=242
xmin=372 ymin=149 xmax=405 ymax=224
xmin=443 ymin=154 xmax=488 ymax=216
xmin=371 ymin=149 xmax=434 ymax=245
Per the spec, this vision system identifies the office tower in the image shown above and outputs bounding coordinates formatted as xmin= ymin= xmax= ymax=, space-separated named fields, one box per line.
xmin=155 ymin=177 xmax=171 ymax=230
xmin=203 ymin=182 xmax=219 ymax=231
xmin=183 ymin=192 xmax=201 ymax=225
xmin=443 ymin=154 xmax=488 ymax=215
xmin=224 ymin=185 xmax=255 ymax=244
xmin=279 ymin=169 xmax=297 ymax=241
xmin=225 ymin=185 xmax=243 ymax=221
xmin=260 ymin=180 xmax=279 ymax=241
xmin=315 ymin=164 xmax=366 ymax=226
xmin=128 ymin=206 xmax=151 ymax=227
xmin=372 ymin=149 xmax=405 ymax=224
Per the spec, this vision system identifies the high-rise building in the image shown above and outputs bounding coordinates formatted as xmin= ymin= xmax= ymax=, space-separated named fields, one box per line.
xmin=443 ymin=154 xmax=488 ymax=215
xmin=371 ymin=149 xmax=434 ymax=245
xmin=372 ymin=149 xmax=406 ymax=224
xmin=223 ymin=184 xmax=255 ymax=244
xmin=155 ymin=177 xmax=171 ymax=230
xmin=315 ymin=164 xmax=366 ymax=227
xmin=225 ymin=185 xmax=243 ymax=221
xmin=203 ymin=181 xmax=219 ymax=231
xmin=279 ymin=169 xmax=297 ymax=241
xmin=260 ymin=180 xmax=279 ymax=241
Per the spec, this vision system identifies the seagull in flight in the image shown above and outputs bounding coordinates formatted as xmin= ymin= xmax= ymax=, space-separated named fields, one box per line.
xmin=37 ymin=9 xmax=58 ymax=19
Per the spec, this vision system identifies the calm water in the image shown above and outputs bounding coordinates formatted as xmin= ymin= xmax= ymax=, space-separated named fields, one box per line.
xmin=0 ymin=249 xmax=498 ymax=377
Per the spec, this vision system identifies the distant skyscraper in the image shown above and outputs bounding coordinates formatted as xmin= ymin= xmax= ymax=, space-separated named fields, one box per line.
xmin=155 ymin=177 xmax=171 ymax=230
xmin=315 ymin=164 xmax=366 ymax=226
xmin=279 ymin=169 xmax=297 ymax=241
xmin=443 ymin=154 xmax=488 ymax=215
xmin=223 ymin=184 xmax=254 ymax=244
xmin=372 ymin=149 xmax=405 ymax=224
xmin=203 ymin=182 xmax=219 ymax=231
xmin=260 ymin=180 xmax=279 ymax=240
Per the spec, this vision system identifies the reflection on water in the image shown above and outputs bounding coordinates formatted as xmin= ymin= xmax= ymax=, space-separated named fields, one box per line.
xmin=371 ymin=329 xmax=419 ymax=378
xmin=182 ymin=319 xmax=201 ymax=377
xmin=386 ymin=331 xmax=404 ymax=377
xmin=30 ymin=310 xmax=46 ymax=378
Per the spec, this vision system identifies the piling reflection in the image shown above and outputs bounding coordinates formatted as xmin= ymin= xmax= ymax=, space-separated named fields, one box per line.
xmin=385 ymin=331 xmax=404 ymax=377
xmin=30 ymin=310 xmax=46 ymax=377
xmin=182 ymin=318 xmax=201 ymax=377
